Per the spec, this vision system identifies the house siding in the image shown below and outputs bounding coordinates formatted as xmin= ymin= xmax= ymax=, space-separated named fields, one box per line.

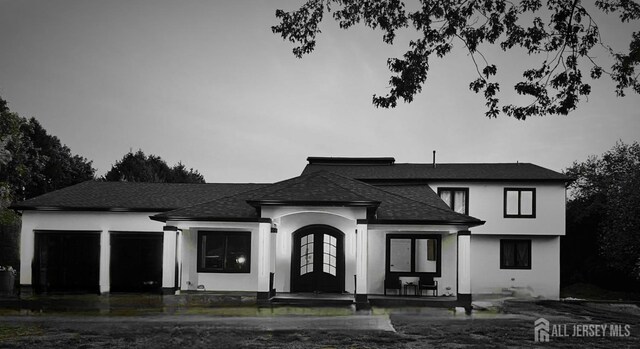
xmin=428 ymin=181 xmax=565 ymax=236
xmin=470 ymin=235 xmax=560 ymax=299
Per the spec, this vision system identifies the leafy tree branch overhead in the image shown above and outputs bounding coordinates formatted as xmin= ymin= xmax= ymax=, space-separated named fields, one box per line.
xmin=272 ymin=0 xmax=640 ymax=119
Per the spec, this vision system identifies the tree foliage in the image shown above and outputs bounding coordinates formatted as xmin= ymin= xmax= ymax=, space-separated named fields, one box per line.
xmin=273 ymin=0 xmax=640 ymax=119
xmin=103 ymin=150 xmax=205 ymax=183
xmin=565 ymin=141 xmax=640 ymax=284
xmin=0 ymin=96 xmax=95 ymax=220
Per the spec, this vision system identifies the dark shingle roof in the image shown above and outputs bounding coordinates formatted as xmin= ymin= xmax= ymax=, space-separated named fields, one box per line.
xmin=153 ymin=171 xmax=484 ymax=226
xmin=302 ymin=161 xmax=568 ymax=182
xmin=10 ymin=181 xmax=267 ymax=212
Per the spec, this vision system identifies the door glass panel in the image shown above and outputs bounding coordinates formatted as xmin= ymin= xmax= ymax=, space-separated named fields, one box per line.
xmin=323 ymin=234 xmax=337 ymax=276
xmin=415 ymin=239 xmax=437 ymax=272
xmin=389 ymin=238 xmax=411 ymax=272
xmin=300 ymin=234 xmax=314 ymax=275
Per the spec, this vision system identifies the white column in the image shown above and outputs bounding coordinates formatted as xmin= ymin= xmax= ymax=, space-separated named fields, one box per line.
xmin=457 ymin=232 xmax=471 ymax=296
xmin=19 ymin=225 xmax=34 ymax=287
xmin=355 ymin=223 xmax=368 ymax=295
xmin=257 ymin=222 xmax=271 ymax=293
xmin=99 ymin=230 xmax=110 ymax=294
xmin=162 ymin=226 xmax=178 ymax=292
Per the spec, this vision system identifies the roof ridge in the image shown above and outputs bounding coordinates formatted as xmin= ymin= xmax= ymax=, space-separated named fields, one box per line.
xmin=314 ymin=172 xmax=380 ymax=202
xmin=318 ymin=171 xmax=479 ymax=220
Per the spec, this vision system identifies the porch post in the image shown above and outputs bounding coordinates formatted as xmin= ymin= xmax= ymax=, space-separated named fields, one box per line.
xmin=99 ymin=230 xmax=110 ymax=294
xmin=162 ymin=226 xmax=178 ymax=294
xmin=355 ymin=223 xmax=369 ymax=307
xmin=457 ymin=230 xmax=472 ymax=311
xmin=257 ymin=222 xmax=272 ymax=302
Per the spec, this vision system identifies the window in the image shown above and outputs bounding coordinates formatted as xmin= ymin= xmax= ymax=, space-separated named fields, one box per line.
xmin=504 ymin=188 xmax=536 ymax=218
xmin=386 ymin=235 xmax=441 ymax=275
xmin=197 ymin=231 xmax=251 ymax=273
xmin=500 ymin=239 xmax=531 ymax=269
xmin=438 ymin=188 xmax=469 ymax=215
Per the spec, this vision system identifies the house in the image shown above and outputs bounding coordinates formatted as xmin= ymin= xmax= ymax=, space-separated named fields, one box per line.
xmin=11 ymin=157 xmax=567 ymax=308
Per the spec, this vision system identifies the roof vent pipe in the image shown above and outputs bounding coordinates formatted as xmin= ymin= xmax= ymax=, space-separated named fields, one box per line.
xmin=433 ymin=150 xmax=436 ymax=168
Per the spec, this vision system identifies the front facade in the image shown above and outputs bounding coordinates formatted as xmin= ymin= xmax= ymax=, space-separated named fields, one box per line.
xmin=13 ymin=157 xmax=567 ymax=306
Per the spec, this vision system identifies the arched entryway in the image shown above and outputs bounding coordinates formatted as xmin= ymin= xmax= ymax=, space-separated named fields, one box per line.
xmin=290 ymin=225 xmax=345 ymax=293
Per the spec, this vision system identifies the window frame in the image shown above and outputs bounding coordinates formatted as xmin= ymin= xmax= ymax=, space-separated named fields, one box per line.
xmin=437 ymin=187 xmax=470 ymax=215
xmin=197 ymin=230 xmax=252 ymax=273
xmin=500 ymin=239 xmax=532 ymax=270
xmin=503 ymin=187 xmax=536 ymax=218
xmin=385 ymin=234 xmax=442 ymax=277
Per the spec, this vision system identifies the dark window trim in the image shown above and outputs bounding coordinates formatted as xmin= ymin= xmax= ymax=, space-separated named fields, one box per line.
xmin=385 ymin=234 xmax=442 ymax=277
xmin=197 ymin=230 xmax=251 ymax=273
xmin=437 ymin=187 xmax=470 ymax=215
xmin=503 ymin=188 xmax=536 ymax=218
xmin=500 ymin=239 xmax=532 ymax=269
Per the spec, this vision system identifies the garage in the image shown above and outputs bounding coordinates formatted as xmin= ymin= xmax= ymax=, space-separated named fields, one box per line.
xmin=33 ymin=231 xmax=100 ymax=294
xmin=110 ymin=232 xmax=163 ymax=293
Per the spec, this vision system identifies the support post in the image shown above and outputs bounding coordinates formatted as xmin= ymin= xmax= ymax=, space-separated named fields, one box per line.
xmin=256 ymin=222 xmax=272 ymax=302
xmin=99 ymin=230 xmax=110 ymax=294
xmin=355 ymin=223 xmax=369 ymax=309
xmin=162 ymin=226 xmax=178 ymax=294
xmin=457 ymin=230 xmax=472 ymax=312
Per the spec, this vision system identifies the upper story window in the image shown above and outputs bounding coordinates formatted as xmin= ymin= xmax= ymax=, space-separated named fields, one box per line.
xmin=197 ymin=231 xmax=251 ymax=273
xmin=438 ymin=188 xmax=469 ymax=215
xmin=504 ymin=188 xmax=536 ymax=218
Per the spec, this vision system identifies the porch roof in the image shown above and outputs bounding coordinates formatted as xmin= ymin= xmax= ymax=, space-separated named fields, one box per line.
xmin=152 ymin=171 xmax=484 ymax=226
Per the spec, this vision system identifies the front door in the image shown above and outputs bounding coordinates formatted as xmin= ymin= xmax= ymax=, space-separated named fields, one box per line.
xmin=291 ymin=225 xmax=344 ymax=293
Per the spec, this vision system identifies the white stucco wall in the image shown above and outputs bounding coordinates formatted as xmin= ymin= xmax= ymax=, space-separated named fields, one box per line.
xmin=470 ymin=235 xmax=560 ymax=299
xmin=19 ymin=210 xmax=164 ymax=291
xmin=428 ymin=181 xmax=566 ymax=236
xmin=261 ymin=206 xmax=366 ymax=293
xmin=366 ymin=225 xmax=461 ymax=296
xmin=170 ymin=221 xmax=263 ymax=292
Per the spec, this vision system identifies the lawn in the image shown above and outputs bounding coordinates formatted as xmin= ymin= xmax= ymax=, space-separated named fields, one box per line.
xmin=0 ymin=301 xmax=637 ymax=348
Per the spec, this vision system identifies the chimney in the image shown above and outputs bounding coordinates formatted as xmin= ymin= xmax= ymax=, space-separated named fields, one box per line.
xmin=432 ymin=150 xmax=436 ymax=168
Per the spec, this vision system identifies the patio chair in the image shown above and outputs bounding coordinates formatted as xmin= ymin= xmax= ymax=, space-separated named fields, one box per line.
xmin=419 ymin=275 xmax=438 ymax=296
xmin=384 ymin=275 xmax=402 ymax=296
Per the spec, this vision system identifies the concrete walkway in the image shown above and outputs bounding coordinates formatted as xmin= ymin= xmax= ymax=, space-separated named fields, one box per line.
xmin=0 ymin=314 xmax=397 ymax=332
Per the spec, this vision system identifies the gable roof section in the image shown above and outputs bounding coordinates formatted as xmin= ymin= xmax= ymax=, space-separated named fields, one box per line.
xmin=152 ymin=170 xmax=484 ymax=226
xmin=10 ymin=181 xmax=267 ymax=212
xmin=302 ymin=160 xmax=568 ymax=182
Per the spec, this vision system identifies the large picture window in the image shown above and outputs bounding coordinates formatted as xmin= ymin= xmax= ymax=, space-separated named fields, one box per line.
xmin=386 ymin=234 xmax=441 ymax=276
xmin=500 ymin=239 xmax=531 ymax=269
xmin=504 ymin=188 xmax=536 ymax=218
xmin=438 ymin=188 xmax=469 ymax=215
xmin=197 ymin=231 xmax=251 ymax=273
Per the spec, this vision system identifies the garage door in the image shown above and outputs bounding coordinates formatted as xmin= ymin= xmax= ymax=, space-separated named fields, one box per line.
xmin=33 ymin=231 xmax=100 ymax=294
xmin=110 ymin=232 xmax=163 ymax=293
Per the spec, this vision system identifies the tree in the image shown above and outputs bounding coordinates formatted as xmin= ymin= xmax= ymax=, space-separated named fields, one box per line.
xmin=104 ymin=150 xmax=205 ymax=183
xmin=0 ymin=96 xmax=96 ymax=209
xmin=0 ymin=96 xmax=95 ymax=270
xmin=564 ymin=141 xmax=640 ymax=288
xmin=273 ymin=0 xmax=640 ymax=119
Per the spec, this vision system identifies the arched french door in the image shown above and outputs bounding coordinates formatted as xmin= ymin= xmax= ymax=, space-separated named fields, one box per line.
xmin=291 ymin=225 xmax=345 ymax=293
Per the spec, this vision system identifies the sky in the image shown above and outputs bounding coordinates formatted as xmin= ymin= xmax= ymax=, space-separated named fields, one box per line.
xmin=1 ymin=0 xmax=639 ymax=183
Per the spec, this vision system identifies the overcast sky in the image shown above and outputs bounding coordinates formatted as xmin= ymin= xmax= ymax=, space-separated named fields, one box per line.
xmin=1 ymin=0 xmax=639 ymax=183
